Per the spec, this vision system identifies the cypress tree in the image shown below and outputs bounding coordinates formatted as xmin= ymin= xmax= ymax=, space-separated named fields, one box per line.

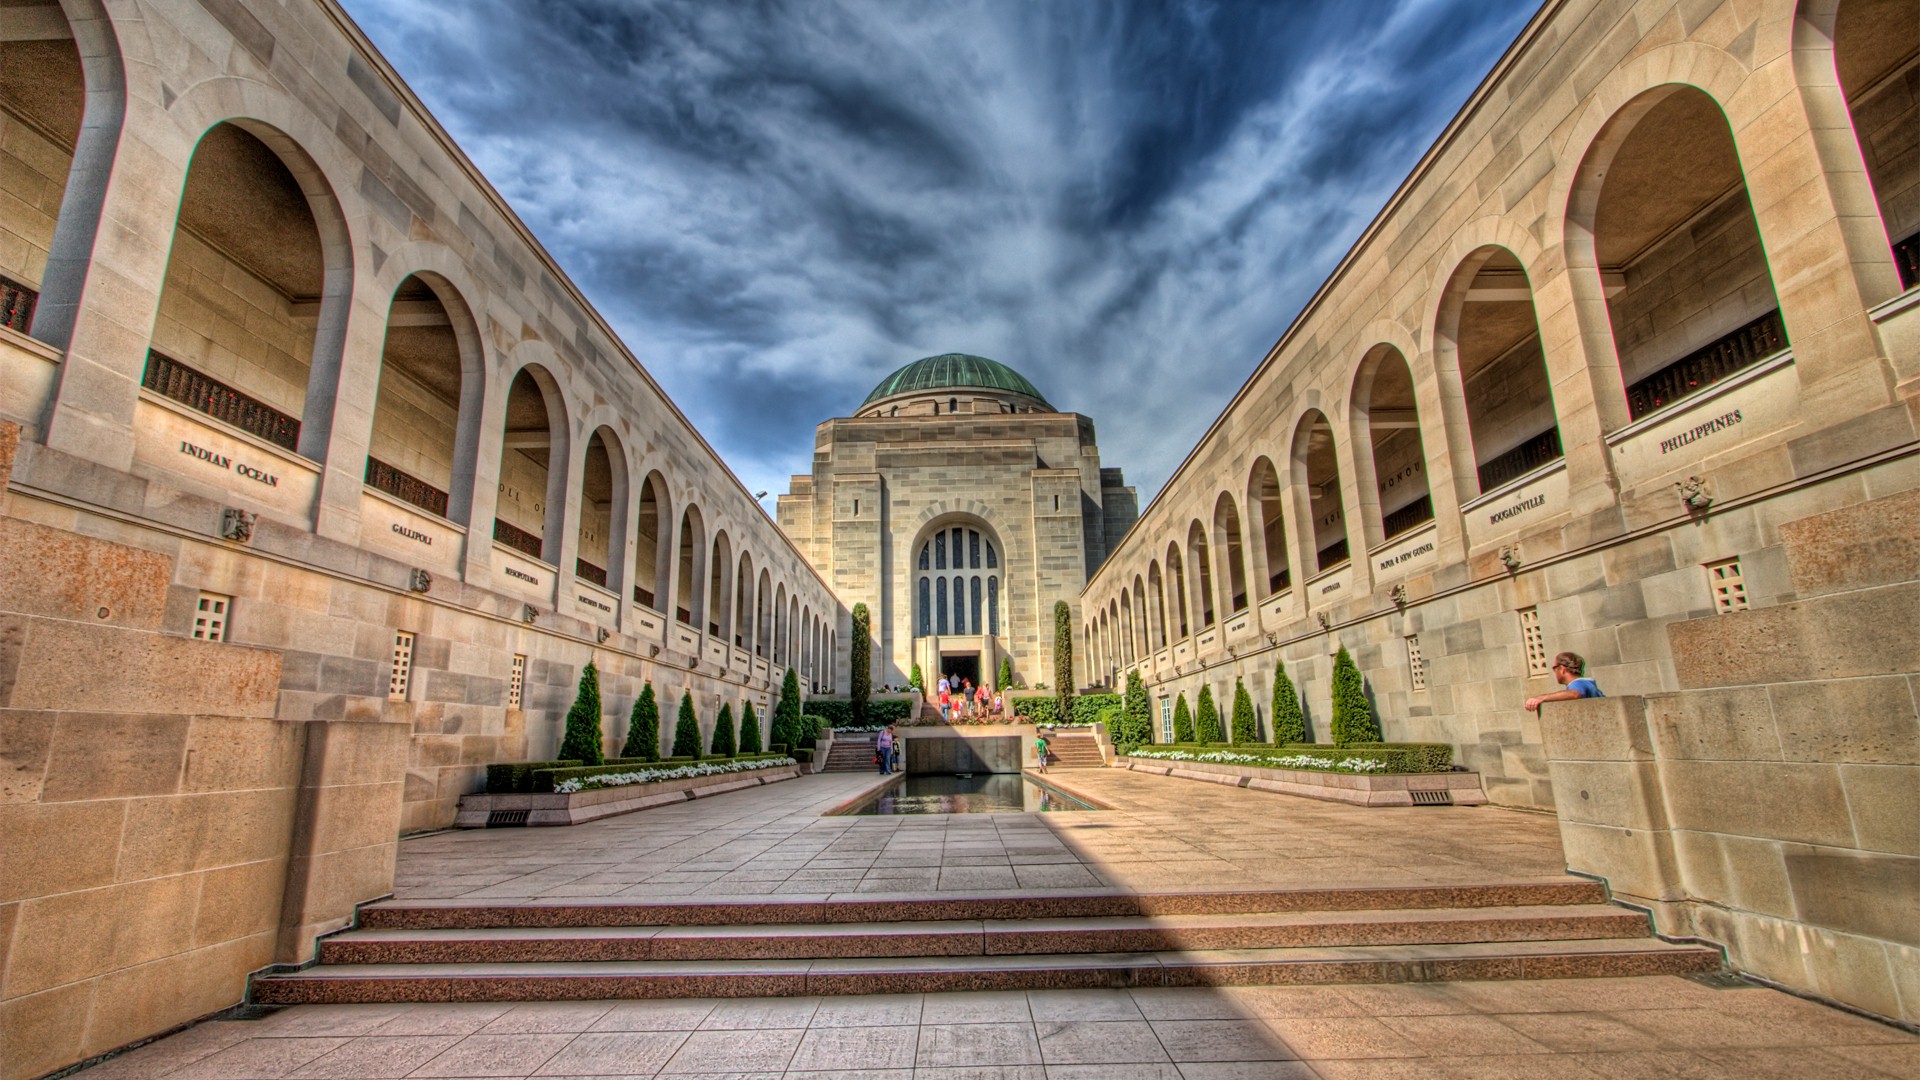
xmin=672 ymin=692 xmax=703 ymax=757
xmin=773 ymin=668 xmax=802 ymax=750
xmin=557 ymin=661 xmax=605 ymax=765
xmin=1052 ymin=601 xmax=1074 ymax=720
xmin=739 ymin=701 xmax=762 ymax=753
xmin=1172 ymin=692 xmax=1195 ymax=743
xmin=850 ymin=603 xmax=871 ymax=723
xmin=1270 ymin=660 xmax=1307 ymax=745
xmin=909 ymin=662 xmax=924 ymax=693
xmin=997 ymin=655 xmax=1014 ymax=691
xmin=1194 ymin=685 xmax=1223 ymax=743
xmin=620 ymin=682 xmax=660 ymax=760
xmin=1330 ymin=646 xmax=1380 ymax=745
xmin=1123 ymin=669 xmax=1151 ymax=745
xmin=1231 ymin=677 xmax=1259 ymax=743
xmin=711 ymin=702 xmax=736 ymax=756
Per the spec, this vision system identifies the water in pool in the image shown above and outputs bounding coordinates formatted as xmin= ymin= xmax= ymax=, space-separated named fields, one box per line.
xmin=849 ymin=773 xmax=1094 ymax=815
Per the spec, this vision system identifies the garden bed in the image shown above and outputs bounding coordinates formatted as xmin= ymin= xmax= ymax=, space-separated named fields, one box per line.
xmin=1115 ymin=753 xmax=1486 ymax=807
xmin=455 ymin=762 xmax=802 ymax=827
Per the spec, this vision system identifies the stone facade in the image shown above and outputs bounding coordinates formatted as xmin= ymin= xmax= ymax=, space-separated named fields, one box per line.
xmin=778 ymin=358 xmax=1136 ymax=692
xmin=1079 ymin=0 xmax=1918 ymax=1025
xmin=0 ymin=0 xmax=841 ymax=1073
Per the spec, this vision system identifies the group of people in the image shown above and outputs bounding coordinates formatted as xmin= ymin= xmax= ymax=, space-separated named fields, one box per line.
xmin=874 ymin=723 xmax=902 ymax=774
xmin=933 ymin=674 xmax=1002 ymax=722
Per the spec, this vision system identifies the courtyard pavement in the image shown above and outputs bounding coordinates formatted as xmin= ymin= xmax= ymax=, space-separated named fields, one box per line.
xmin=73 ymin=770 xmax=1920 ymax=1077
xmin=75 ymin=980 xmax=1920 ymax=1078
xmin=388 ymin=770 xmax=1573 ymax=903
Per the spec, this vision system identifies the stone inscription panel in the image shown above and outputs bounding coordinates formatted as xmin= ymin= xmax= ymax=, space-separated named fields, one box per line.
xmin=359 ymin=491 xmax=463 ymax=573
xmin=1306 ymin=563 xmax=1353 ymax=605
xmin=134 ymin=398 xmax=319 ymax=525
xmin=493 ymin=544 xmax=556 ymax=600
xmin=1464 ymin=461 xmax=1570 ymax=549
xmin=1609 ymin=358 xmax=1797 ymax=490
xmin=1370 ymin=522 xmax=1439 ymax=581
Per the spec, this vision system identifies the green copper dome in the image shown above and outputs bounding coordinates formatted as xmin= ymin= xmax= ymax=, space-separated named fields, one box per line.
xmin=862 ymin=353 xmax=1052 ymax=409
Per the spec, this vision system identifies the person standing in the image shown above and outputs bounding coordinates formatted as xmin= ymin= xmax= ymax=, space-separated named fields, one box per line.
xmin=875 ymin=725 xmax=895 ymax=774
xmin=1034 ymin=731 xmax=1050 ymax=774
xmin=887 ymin=723 xmax=903 ymax=773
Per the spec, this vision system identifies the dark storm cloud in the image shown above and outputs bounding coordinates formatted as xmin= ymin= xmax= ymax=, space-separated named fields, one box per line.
xmin=338 ymin=0 xmax=1534 ymax=506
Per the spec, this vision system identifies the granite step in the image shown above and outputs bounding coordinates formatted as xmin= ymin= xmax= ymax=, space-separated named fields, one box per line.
xmin=252 ymin=938 xmax=1721 ymax=1004
xmin=318 ymin=904 xmax=1653 ymax=965
xmin=356 ymin=881 xmax=1611 ymax=930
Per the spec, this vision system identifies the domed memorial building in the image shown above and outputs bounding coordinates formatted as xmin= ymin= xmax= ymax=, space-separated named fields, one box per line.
xmin=779 ymin=354 xmax=1136 ymax=691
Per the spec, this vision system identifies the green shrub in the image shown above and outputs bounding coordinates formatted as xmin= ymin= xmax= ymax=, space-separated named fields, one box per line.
xmin=1330 ymin=646 xmax=1380 ymax=745
xmin=850 ymin=602 xmax=871 ymax=723
xmin=557 ymin=661 xmax=605 ymax=766
xmin=711 ymin=702 xmax=736 ymax=757
xmin=1346 ymin=742 xmax=1453 ymax=771
xmin=791 ymin=747 xmax=815 ymax=764
xmin=1070 ymin=693 xmax=1122 ymax=725
xmin=620 ymin=683 xmax=660 ymax=761
xmin=1194 ymin=685 xmax=1223 ymax=743
xmin=1123 ymin=670 xmax=1152 ymax=745
xmin=1053 ymin=600 xmax=1073 ymax=718
xmin=1009 ymin=696 xmax=1061 ymax=724
xmin=1095 ymin=704 xmax=1123 ymax=733
xmin=485 ymin=759 xmax=581 ymax=794
xmin=997 ymin=655 xmax=1014 ymax=691
xmin=699 ymin=753 xmax=727 ymax=761
xmin=661 ymin=755 xmax=696 ymax=764
xmin=773 ymin=668 xmax=802 ymax=751
xmin=738 ymin=701 xmax=762 ymax=754
xmin=1270 ymin=660 xmax=1307 ymax=746
xmin=770 ymin=743 xmax=787 ymax=754
xmin=802 ymin=698 xmax=912 ymax=726
xmin=1231 ymin=677 xmax=1259 ymax=744
xmin=1172 ymin=693 xmax=1194 ymax=743
xmin=909 ymin=662 xmax=924 ymax=693
xmin=671 ymin=692 xmax=702 ymax=758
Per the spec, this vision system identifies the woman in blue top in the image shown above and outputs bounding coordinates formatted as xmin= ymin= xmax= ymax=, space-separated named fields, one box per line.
xmin=1525 ymin=652 xmax=1604 ymax=712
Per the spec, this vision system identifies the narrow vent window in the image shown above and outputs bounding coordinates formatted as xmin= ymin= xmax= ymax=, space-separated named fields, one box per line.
xmin=508 ymin=653 xmax=527 ymax=708
xmin=389 ymin=630 xmax=415 ymax=701
xmin=193 ymin=592 xmax=230 ymax=641
xmin=1519 ymin=607 xmax=1549 ymax=676
xmin=1707 ymin=557 xmax=1749 ymax=613
xmin=1407 ymin=634 xmax=1427 ymax=691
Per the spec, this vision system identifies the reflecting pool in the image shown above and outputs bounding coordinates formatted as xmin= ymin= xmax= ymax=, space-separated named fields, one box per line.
xmin=844 ymin=772 xmax=1095 ymax=815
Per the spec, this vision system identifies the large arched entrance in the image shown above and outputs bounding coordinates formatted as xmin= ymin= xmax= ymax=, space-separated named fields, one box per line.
xmin=912 ymin=517 xmax=1006 ymax=690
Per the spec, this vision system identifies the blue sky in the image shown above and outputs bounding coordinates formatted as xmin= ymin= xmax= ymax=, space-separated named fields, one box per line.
xmin=337 ymin=0 xmax=1535 ymax=507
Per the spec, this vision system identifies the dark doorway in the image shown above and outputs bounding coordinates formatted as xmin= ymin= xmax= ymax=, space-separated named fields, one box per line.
xmin=941 ymin=655 xmax=980 ymax=689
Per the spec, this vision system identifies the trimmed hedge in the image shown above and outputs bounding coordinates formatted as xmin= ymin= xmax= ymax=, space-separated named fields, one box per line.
xmin=803 ymin=698 xmax=913 ymax=726
xmin=529 ymin=755 xmax=798 ymax=793
xmin=1009 ymin=693 xmax=1123 ymax=726
xmin=486 ymin=759 xmax=583 ymax=794
xmin=791 ymin=747 xmax=815 ymax=764
xmin=1128 ymin=742 xmax=1456 ymax=774
xmin=1344 ymin=742 xmax=1453 ymax=772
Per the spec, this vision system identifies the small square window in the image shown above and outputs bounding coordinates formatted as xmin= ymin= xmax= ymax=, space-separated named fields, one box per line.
xmin=389 ymin=630 xmax=415 ymax=701
xmin=1707 ymin=557 xmax=1749 ymax=614
xmin=193 ymin=592 xmax=230 ymax=642
xmin=508 ymin=653 xmax=527 ymax=709
xmin=1407 ymin=634 xmax=1427 ymax=691
xmin=1519 ymin=607 xmax=1550 ymax=676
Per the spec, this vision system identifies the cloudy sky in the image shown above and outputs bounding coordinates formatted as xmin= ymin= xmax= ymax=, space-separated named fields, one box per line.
xmin=338 ymin=0 xmax=1535 ymax=508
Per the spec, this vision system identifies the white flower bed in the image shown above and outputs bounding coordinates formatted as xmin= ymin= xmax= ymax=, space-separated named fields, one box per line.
xmin=553 ymin=756 xmax=798 ymax=793
xmin=1126 ymin=748 xmax=1389 ymax=773
xmin=832 ymin=724 xmax=887 ymax=733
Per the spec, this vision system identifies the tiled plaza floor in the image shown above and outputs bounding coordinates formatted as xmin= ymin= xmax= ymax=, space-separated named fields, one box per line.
xmin=388 ymin=770 xmax=1574 ymax=903
xmin=77 ymin=980 xmax=1920 ymax=1078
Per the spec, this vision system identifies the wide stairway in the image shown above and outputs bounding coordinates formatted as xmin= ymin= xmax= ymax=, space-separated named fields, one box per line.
xmin=1043 ymin=728 xmax=1106 ymax=769
xmin=822 ymin=732 xmax=878 ymax=772
xmin=252 ymin=881 xmax=1719 ymax=1003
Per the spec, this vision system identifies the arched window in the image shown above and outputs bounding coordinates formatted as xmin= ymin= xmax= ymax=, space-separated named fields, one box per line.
xmin=915 ymin=525 xmax=1001 ymax=638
